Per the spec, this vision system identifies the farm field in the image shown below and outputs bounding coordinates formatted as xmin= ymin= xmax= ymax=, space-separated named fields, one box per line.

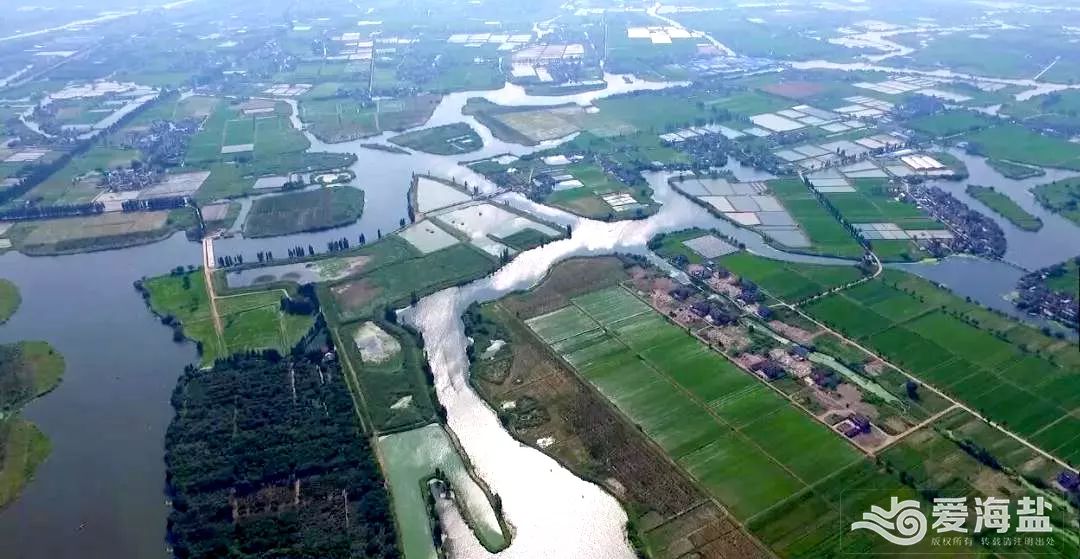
xmin=825 ymin=178 xmax=944 ymax=230
xmin=9 ymin=146 xmax=138 ymax=206
xmin=471 ymin=286 xmax=769 ymax=558
xmin=526 ymin=285 xmax=862 ymax=520
xmin=185 ymin=100 xmax=309 ymax=164
xmin=1033 ymin=177 xmax=1080 ymax=226
xmin=964 ymin=124 xmax=1080 ymax=171
xmin=388 ymin=122 xmax=482 ymax=155
xmin=766 ymin=178 xmax=865 ymax=259
xmin=5 ymin=210 xmax=190 ymax=256
xmin=299 ymin=94 xmax=440 ymax=143
xmin=544 ymin=162 xmax=657 ymax=219
xmin=377 ymin=424 xmax=506 ymax=559
xmin=142 ymin=271 xmax=314 ymax=365
xmin=243 ymin=186 xmax=364 ymax=238
xmin=904 ymin=110 xmax=995 ymax=137
xmin=803 ymin=270 xmax=1080 ymax=465
xmin=966 ymin=184 xmax=1043 ymax=231
xmin=716 ymin=252 xmax=866 ymax=302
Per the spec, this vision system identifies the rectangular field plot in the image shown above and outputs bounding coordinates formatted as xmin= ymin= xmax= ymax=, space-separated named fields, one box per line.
xmin=571 ymin=286 xmax=652 ymax=326
xmin=527 ymin=287 xmax=866 ymax=523
xmin=717 ymin=252 xmax=864 ymax=302
xmin=525 ymin=305 xmax=598 ymax=344
xmin=804 ymin=273 xmax=1080 ymax=464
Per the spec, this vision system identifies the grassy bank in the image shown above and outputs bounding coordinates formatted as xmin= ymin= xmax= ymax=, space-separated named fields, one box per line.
xmin=388 ymin=122 xmax=483 ymax=155
xmin=988 ymin=159 xmax=1045 ymax=180
xmin=243 ymin=186 xmax=364 ymax=238
xmin=0 ymin=340 xmax=65 ymax=508
xmin=1033 ymin=177 xmax=1080 ymax=226
xmin=966 ymin=184 xmax=1043 ymax=231
xmin=0 ymin=279 xmax=19 ymax=324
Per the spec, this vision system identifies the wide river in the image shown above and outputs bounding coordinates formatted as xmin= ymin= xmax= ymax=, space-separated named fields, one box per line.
xmin=1 ymin=69 xmax=1077 ymax=558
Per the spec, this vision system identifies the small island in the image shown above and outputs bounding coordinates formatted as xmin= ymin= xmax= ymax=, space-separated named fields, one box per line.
xmin=243 ymin=186 xmax=365 ymax=238
xmin=988 ymin=159 xmax=1045 ymax=180
xmin=0 ymin=279 xmax=20 ymax=324
xmin=966 ymin=184 xmax=1043 ymax=231
xmin=0 ymin=340 xmax=65 ymax=508
xmin=388 ymin=122 xmax=484 ymax=155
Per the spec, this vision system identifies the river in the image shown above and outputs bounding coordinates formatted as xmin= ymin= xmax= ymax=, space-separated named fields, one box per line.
xmin=0 ymin=66 xmax=1077 ymax=559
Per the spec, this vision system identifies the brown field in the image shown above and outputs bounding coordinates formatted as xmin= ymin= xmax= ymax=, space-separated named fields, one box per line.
xmin=760 ymin=81 xmax=825 ymax=100
xmin=330 ymin=278 xmax=381 ymax=312
xmin=20 ymin=211 xmax=169 ymax=245
xmin=494 ymin=106 xmax=585 ymax=142
xmin=498 ymin=256 xmax=629 ymax=319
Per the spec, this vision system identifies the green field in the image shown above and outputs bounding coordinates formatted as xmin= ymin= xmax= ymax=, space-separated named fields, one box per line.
xmin=717 ymin=252 xmax=866 ymax=302
xmin=965 ymin=124 xmax=1080 ymax=171
xmin=1033 ymin=177 xmax=1080 ymax=226
xmin=803 ymin=270 xmax=1080 ymax=465
xmin=966 ymin=184 xmax=1043 ymax=231
xmin=142 ymin=271 xmax=314 ymax=365
xmin=545 ymin=162 xmax=657 ymax=219
xmin=325 ymin=241 xmax=497 ymax=323
xmin=299 ymin=95 xmax=441 ymax=143
xmin=904 ymin=110 xmax=995 ymax=138
xmin=987 ymin=158 xmax=1045 ymax=180
xmin=388 ymin=122 xmax=483 ymax=155
xmin=826 ymin=178 xmax=944 ymax=230
xmin=767 ymin=178 xmax=865 ymax=259
xmin=527 ymin=286 xmax=861 ymax=520
xmin=0 ymin=278 xmax=19 ymax=324
xmin=243 ymin=186 xmax=364 ymax=238
xmin=0 ymin=340 xmax=65 ymax=508
xmin=1043 ymin=258 xmax=1080 ymax=298
xmin=336 ymin=320 xmax=436 ymax=433
xmin=0 ymin=419 xmax=51 ymax=508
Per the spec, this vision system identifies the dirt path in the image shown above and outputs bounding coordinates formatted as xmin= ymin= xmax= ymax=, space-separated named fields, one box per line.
xmin=202 ymin=237 xmax=225 ymax=341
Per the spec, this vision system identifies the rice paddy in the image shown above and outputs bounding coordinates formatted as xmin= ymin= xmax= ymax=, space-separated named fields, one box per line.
xmin=803 ymin=271 xmax=1080 ymax=465
xmin=526 ymin=285 xmax=862 ymax=520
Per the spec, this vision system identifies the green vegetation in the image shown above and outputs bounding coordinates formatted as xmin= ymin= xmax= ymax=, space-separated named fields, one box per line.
xmin=0 ymin=340 xmax=65 ymax=508
xmin=1044 ymin=258 xmax=1080 ymax=298
xmin=299 ymin=95 xmax=441 ymax=143
xmin=244 ymin=187 xmax=364 ymax=238
xmin=324 ymin=241 xmax=497 ymax=324
xmin=0 ymin=279 xmax=19 ymax=324
xmin=337 ymin=320 xmax=435 ymax=433
xmin=140 ymin=270 xmax=315 ymax=365
xmin=4 ymin=210 xmax=194 ymax=256
xmin=905 ymin=110 xmax=995 ymax=137
xmin=767 ymin=178 xmax=865 ymax=259
xmin=966 ymin=184 xmax=1043 ymax=231
xmin=965 ymin=124 xmax=1080 ymax=171
xmin=165 ymin=352 xmax=399 ymax=559
xmin=987 ymin=159 xmax=1045 ymax=180
xmin=826 ymin=178 xmax=944 ymax=230
xmin=527 ymin=285 xmax=861 ymax=519
xmin=803 ymin=270 xmax=1080 ymax=465
xmin=388 ymin=122 xmax=482 ymax=155
xmin=717 ymin=252 xmax=866 ymax=302
xmin=1033 ymin=177 xmax=1080 ymax=226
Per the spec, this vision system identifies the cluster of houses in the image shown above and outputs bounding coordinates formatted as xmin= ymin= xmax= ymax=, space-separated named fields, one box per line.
xmin=1015 ymin=262 xmax=1079 ymax=330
